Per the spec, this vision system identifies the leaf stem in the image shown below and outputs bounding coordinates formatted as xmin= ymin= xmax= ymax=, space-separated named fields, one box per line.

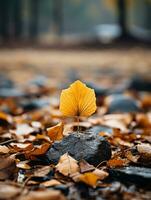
xmin=77 ymin=116 xmax=80 ymax=134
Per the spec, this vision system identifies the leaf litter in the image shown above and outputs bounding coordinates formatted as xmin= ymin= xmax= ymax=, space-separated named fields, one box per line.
xmin=0 ymin=75 xmax=151 ymax=200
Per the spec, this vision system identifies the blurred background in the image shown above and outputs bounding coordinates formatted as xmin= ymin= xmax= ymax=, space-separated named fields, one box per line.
xmin=0 ymin=0 xmax=150 ymax=83
xmin=0 ymin=0 xmax=151 ymax=44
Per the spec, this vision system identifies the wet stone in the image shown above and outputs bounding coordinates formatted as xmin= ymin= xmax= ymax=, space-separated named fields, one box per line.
xmin=0 ymin=88 xmax=25 ymax=98
xmin=19 ymin=98 xmax=49 ymax=112
xmin=46 ymin=131 xmax=111 ymax=166
xmin=87 ymin=82 xmax=107 ymax=97
xmin=128 ymin=76 xmax=151 ymax=92
xmin=109 ymin=166 xmax=151 ymax=187
xmin=107 ymin=95 xmax=141 ymax=113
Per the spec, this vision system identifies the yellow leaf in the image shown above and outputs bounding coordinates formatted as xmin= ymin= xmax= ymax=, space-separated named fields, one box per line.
xmin=79 ymin=172 xmax=100 ymax=187
xmin=60 ymin=80 xmax=97 ymax=117
xmin=56 ymin=153 xmax=79 ymax=176
xmin=47 ymin=122 xmax=64 ymax=142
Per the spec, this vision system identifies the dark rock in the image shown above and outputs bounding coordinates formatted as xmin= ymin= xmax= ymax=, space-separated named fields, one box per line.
xmin=109 ymin=166 xmax=151 ymax=187
xmin=128 ymin=76 xmax=151 ymax=92
xmin=54 ymin=185 xmax=69 ymax=195
xmin=0 ymin=75 xmax=14 ymax=88
xmin=67 ymin=69 xmax=79 ymax=82
xmin=86 ymin=82 xmax=107 ymax=97
xmin=107 ymin=95 xmax=141 ymax=113
xmin=20 ymin=98 xmax=49 ymax=112
xmin=46 ymin=132 xmax=111 ymax=166
xmin=89 ymin=125 xmax=113 ymax=134
xmin=0 ymin=88 xmax=25 ymax=98
xmin=28 ymin=75 xmax=48 ymax=87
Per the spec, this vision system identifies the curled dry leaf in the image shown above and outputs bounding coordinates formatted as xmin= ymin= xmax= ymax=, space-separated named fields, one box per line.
xmin=0 ymin=156 xmax=17 ymax=180
xmin=60 ymin=80 xmax=97 ymax=117
xmin=79 ymin=160 xmax=95 ymax=173
xmin=93 ymin=169 xmax=109 ymax=180
xmin=47 ymin=122 xmax=64 ymax=142
xmin=137 ymin=143 xmax=151 ymax=159
xmin=17 ymin=190 xmax=66 ymax=200
xmin=125 ymin=150 xmax=140 ymax=163
xmin=107 ymin=158 xmax=129 ymax=168
xmin=16 ymin=161 xmax=31 ymax=170
xmin=34 ymin=166 xmax=52 ymax=177
xmin=40 ymin=179 xmax=61 ymax=187
xmin=25 ymin=143 xmax=50 ymax=159
xmin=0 ymin=145 xmax=10 ymax=154
xmin=56 ymin=153 xmax=79 ymax=176
xmin=0 ymin=182 xmax=21 ymax=199
xmin=10 ymin=143 xmax=33 ymax=152
xmin=0 ymin=112 xmax=13 ymax=126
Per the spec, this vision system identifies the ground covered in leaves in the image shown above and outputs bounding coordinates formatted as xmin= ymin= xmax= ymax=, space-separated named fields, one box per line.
xmin=0 ymin=48 xmax=151 ymax=200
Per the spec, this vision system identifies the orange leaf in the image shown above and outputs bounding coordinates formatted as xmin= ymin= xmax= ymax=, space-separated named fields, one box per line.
xmin=25 ymin=143 xmax=50 ymax=159
xmin=47 ymin=122 xmax=64 ymax=142
xmin=107 ymin=158 xmax=128 ymax=168
xmin=79 ymin=172 xmax=100 ymax=187
xmin=60 ymin=80 xmax=97 ymax=117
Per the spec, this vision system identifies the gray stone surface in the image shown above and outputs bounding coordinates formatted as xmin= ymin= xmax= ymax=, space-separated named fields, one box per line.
xmin=47 ymin=131 xmax=111 ymax=166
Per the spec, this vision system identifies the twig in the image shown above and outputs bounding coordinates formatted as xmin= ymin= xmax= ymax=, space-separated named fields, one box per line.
xmin=0 ymin=139 xmax=16 ymax=145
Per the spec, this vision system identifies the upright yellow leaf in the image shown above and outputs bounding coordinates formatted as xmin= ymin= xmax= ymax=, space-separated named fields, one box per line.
xmin=60 ymin=80 xmax=97 ymax=117
xmin=47 ymin=122 xmax=64 ymax=142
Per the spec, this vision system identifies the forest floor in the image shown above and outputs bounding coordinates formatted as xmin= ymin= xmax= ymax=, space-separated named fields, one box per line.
xmin=0 ymin=47 xmax=151 ymax=200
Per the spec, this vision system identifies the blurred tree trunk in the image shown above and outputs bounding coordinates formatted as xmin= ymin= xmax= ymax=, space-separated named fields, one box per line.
xmin=117 ymin=0 xmax=128 ymax=39
xmin=0 ymin=0 xmax=10 ymax=41
xmin=145 ymin=1 xmax=151 ymax=30
xmin=29 ymin=0 xmax=40 ymax=38
xmin=13 ymin=0 xmax=22 ymax=39
xmin=52 ymin=0 xmax=63 ymax=36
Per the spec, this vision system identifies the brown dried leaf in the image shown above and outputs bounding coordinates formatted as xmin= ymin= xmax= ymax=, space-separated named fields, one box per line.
xmin=25 ymin=143 xmax=50 ymax=159
xmin=137 ymin=143 xmax=151 ymax=159
xmin=56 ymin=153 xmax=79 ymax=176
xmin=47 ymin=122 xmax=64 ymax=142
xmin=125 ymin=150 xmax=140 ymax=163
xmin=0 ymin=156 xmax=17 ymax=180
xmin=40 ymin=179 xmax=61 ymax=187
xmin=107 ymin=158 xmax=129 ymax=168
xmin=79 ymin=160 xmax=95 ymax=173
xmin=0 ymin=145 xmax=10 ymax=154
xmin=0 ymin=182 xmax=21 ymax=199
xmin=17 ymin=190 xmax=66 ymax=200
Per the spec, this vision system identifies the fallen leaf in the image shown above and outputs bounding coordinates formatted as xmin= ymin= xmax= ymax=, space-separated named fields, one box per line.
xmin=0 ymin=156 xmax=17 ymax=180
xmin=137 ymin=143 xmax=151 ymax=159
xmin=107 ymin=158 xmax=128 ymax=168
xmin=0 ymin=145 xmax=10 ymax=154
xmin=60 ymin=80 xmax=97 ymax=117
xmin=0 ymin=112 xmax=13 ymax=127
xmin=25 ymin=143 xmax=50 ymax=159
xmin=56 ymin=153 xmax=79 ymax=176
xmin=40 ymin=179 xmax=61 ymax=187
xmin=47 ymin=122 xmax=64 ymax=141
xmin=34 ymin=166 xmax=52 ymax=177
xmin=125 ymin=150 xmax=140 ymax=163
xmin=79 ymin=172 xmax=100 ymax=187
xmin=93 ymin=169 xmax=109 ymax=180
xmin=79 ymin=160 xmax=95 ymax=173
xmin=17 ymin=190 xmax=66 ymax=200
xmin=10 ymin=143 xmax=33 ymax=152
xmin=16 ymin=161 xmax=31 ymax=169
xmin=0 ymin=182 xmax=21 ymax=199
